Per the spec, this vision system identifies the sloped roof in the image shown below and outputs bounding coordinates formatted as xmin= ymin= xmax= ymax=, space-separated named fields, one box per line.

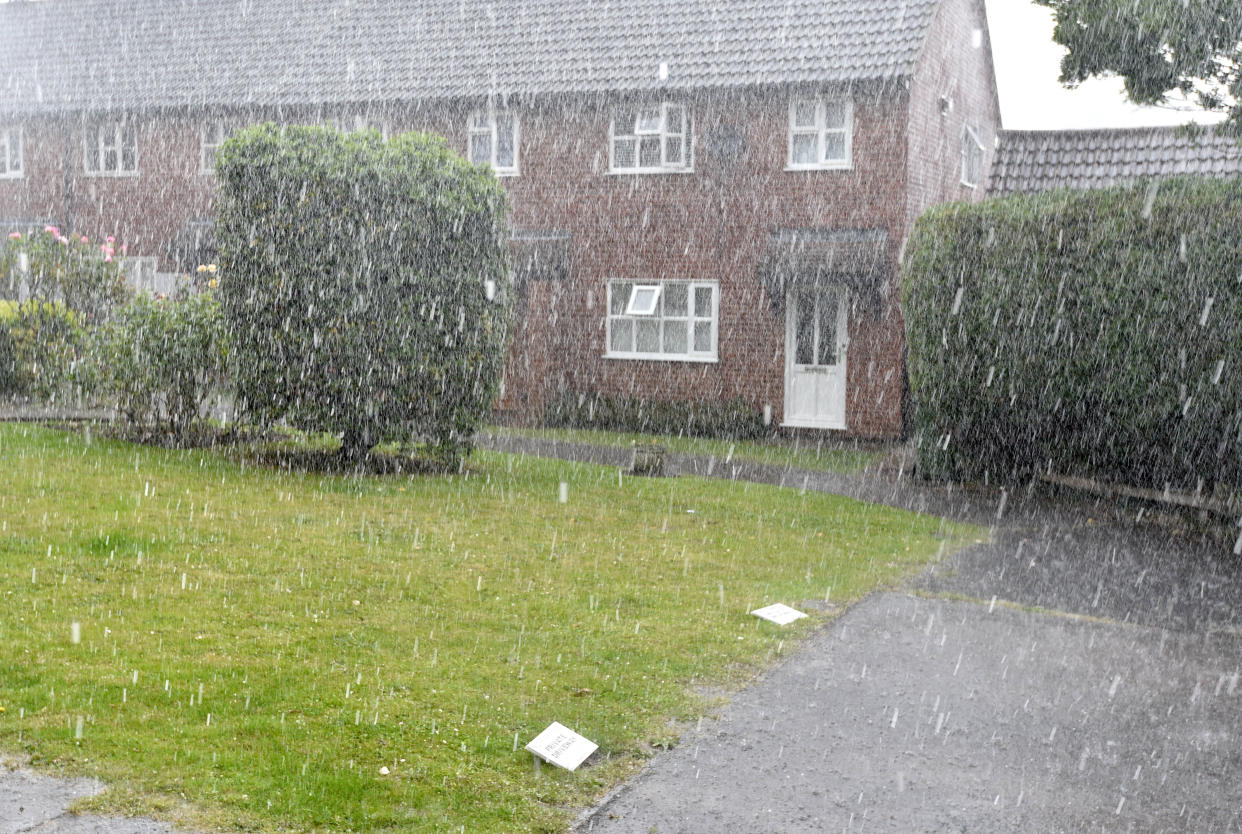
xmin=0 ymin=0 xmax=939 ymax=116
xmin=989 ymin=127 xmax=1242 ymax=196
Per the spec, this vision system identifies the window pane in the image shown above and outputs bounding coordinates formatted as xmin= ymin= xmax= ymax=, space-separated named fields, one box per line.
xmin=104 ymin=148 xmax=118 ymax=171
xmin=792 ymin=133 xmax=817 ymax=164
xmin=611 ymin=282 xmax=633 ymax=314
xmin=11 ymin=130 xmax=20 ymax=172
xmin=635 ymin=318 xmax=660 ymax=353
xmin=122 ymin=124 xmax=136 ymax=149
xmin=664 ymin=283 xmax=688 ymax=316
xmin=614 ymin=110 xmax=636 ymax=135
xmin=469 ymin=133 xmax=492 ymax=165
xmin=638 ymin=136 xmax=660 ymax=168
xmin=792 ymin=100 xmax=817 ymax=128
xmin=664 ymin=135 xmax=682 ymax=165
xmin=822 ymin=131 xmax=846 ymax=163
xmin=664 ymin=105 xmax=682 ymax=134
xmin=817 ymin=294 xmax=838 ymax=365
xmin=610 ymin=318 xmax=634 ymax=352
xmin=86 ymin=141 xmax=100 ymax=172
xmin=694 ymin=320 xmax=712 ymax=353
xmin=122 ymin=144 xmax=136 ymax=171
xmin=628 ymin=284 xmax=660 ymax=315
xmin=496 ymin=116 xmax=515 ymax=168
xmin=469 ymin=111 xmax=489 ymax=130
xmin=694 ymin=286 xmax=713 ymax=316
xmin=823 ymin=101 xmax=848 ymax=129
xmin=613 ymin=138 xmax=635 ymax=168
xmin=795 ymin=292 xmax=815 ymax=365
xmin=662 ymin=320 xmax=687 ymax=354
xmin=637 ymin=109 xmax=660 ymax=134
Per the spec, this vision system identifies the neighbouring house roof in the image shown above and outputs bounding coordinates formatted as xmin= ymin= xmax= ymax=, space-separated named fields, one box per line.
xmin=0 ymin=0 xmax=940 ymax=117
xmin=989 ymin=127 xmax=1242 ymax=196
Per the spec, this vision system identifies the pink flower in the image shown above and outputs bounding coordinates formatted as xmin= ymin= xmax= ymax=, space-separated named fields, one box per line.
xmin=106 ymin=235 xmax=115 ymax=244
xmin=6 ymin=232 xmax=19 ymax=240
xmin=44 ymin=225 xmax=59 ymax=236
xmin=80 ymin=235 xmax=89 ymax=244
xmin=104 ymin=253 xmax=113 ymax=262
xmin=120 ymin=243 xmax=128 ymax=255
xmin=58 ymin=235 xmax=69 ymax=245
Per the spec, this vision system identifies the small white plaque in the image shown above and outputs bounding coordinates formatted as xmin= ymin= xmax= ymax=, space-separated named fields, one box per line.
xmin=525 ymin=721 xmax=598 ymax=771
xmin=751 ymin=603 xmax=807 ymax=626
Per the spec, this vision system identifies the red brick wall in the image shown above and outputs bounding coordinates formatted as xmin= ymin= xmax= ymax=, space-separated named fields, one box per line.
xmin=485 ymin=86 xmax=913 ymax=438
xmin=5 ymin=77 xmax=1000 ymax=439
xmin=905 ymin=0 xmax=1002 ymax=233
xmin=0 ymin=115 xmax=215 ymax=261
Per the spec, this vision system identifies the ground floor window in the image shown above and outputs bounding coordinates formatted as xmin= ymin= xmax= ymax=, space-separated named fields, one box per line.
xmin=606 ymin=280 xmax=717 ymax=361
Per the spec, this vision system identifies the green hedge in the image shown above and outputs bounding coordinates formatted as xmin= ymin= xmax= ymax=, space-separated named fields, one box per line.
xmin=0 ymin=299 xmax=87 ymax=401
xmin=214 ymin=124 xmax=511 ymax=465
xmin=545 ymin=390 xmax=768 ymax=440
xmin=902 ymin=176 xmax=1242 ymax=494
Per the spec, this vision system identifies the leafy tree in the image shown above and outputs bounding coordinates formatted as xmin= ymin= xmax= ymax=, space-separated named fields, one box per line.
xmin=1036 ymin=0 xmax=1242 ymax=136
xmin=214 ymin=124 xmax=511 ymax=466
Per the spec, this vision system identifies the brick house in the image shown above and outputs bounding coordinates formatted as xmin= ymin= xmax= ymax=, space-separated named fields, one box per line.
xmin=0 ymin=0 xmax=1000 ymax=438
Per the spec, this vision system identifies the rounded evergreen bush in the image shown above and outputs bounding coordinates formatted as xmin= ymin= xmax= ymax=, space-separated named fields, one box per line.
xmin=214 ymin=124 xmax=512 ymax=466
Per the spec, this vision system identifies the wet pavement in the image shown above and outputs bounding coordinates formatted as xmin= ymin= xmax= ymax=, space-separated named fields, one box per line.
xmin=4 ymin=431 xmax=1240 ymax=833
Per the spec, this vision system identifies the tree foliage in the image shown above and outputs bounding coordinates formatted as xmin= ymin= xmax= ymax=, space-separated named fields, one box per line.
xmin=214 ymin=124 xmax=511 ymax=466
xmin=1037 ymin=0 xmax=1242 ymax=135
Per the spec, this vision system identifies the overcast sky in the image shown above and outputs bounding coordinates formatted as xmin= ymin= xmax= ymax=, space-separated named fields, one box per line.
xmin=984 ymin=0 xmax=1228 ymax=130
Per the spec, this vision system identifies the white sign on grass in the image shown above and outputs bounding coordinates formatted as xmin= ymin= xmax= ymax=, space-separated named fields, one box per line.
xmin=525 ymin=721 xmax=597 ymax=771
xmin=751 ymin=603 xmax=807 ymax=626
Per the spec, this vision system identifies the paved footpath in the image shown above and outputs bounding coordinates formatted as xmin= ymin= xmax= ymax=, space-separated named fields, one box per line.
xmin=5 ymin=432 xmax=1240 ymax=833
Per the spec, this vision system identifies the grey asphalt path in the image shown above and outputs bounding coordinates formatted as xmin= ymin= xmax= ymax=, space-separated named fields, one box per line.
xmin=548 ymin=435 xmax=1242 ymax=833
xmin=0 ymin=764 xmax=175 ymax=834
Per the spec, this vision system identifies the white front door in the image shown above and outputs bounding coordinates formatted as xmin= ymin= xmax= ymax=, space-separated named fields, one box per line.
xmin=784 ymin=285 xmax=848 ymax=429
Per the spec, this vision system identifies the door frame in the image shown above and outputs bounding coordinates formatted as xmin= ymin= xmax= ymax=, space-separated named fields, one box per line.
xmin=782 ymin=284 xmax=849 ymax=430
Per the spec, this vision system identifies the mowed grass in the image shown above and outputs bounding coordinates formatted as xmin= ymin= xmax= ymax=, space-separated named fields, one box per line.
xmin=0 ymin=423 xmax=977 ymax=832
xmin=489 ymin=425 xmax=888 ymax=475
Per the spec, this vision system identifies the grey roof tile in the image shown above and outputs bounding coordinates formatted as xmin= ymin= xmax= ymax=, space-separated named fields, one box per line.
xmin=989 ymin=127 xmax=1242 ymax=196
xmin=0 ymin=0 xmax=940 ymax=116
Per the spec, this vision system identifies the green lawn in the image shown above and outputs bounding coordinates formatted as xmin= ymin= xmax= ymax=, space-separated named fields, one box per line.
xmin=488 ymin=425 xmax=889 ymax=475
xmin=0 ymin=423 xmax=977 ymax=832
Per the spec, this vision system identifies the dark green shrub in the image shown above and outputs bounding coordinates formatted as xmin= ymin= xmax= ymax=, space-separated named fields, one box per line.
xmin=902 ymin=176 xmax=1242 ymax=494
xmin=214 ymin=124 xmax=511 ymax=466
xmin=96 ymin=291 xmax=229 ymax=437
xmin=545 ymin=390 xmax=768 ymax=440
xmin=0 ymin=299 xmax=88 ymax=401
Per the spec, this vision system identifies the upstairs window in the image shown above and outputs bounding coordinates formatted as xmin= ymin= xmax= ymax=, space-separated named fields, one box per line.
xmin=787 ymin=98 xmax=852 ymax=169
xmin=0 ymin=127 xmax=22 ymax=178
xmin=84 ymin=121 xmax=137 ymax=175
xmin=326 ymin=113 xmax=389 ymax=138
xmin=468 ymin=109 xmax=519 ymax=175
xmin=607 ymin=280 xmax=717 ymax=361
xmin=962 ymin=125 xmax=985 ymax=187
xmin=200 ymin=120 xmax=230 ymax=174
xmin=610 ymin=103 xmax=691 ymax=173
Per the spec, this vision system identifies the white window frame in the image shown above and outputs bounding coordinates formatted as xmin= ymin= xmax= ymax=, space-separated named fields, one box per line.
xmin=0 ymin=126 xmax=22 ymax=179
xmin=200 ymin=119 xmax=230 ymax=174
xmin=786 ymin=98 xmax=853 ymax=171
xmin=326 ymin=113 xmax=390 ymax=139
xmin=84 ymin=120 xmax=138 ymax=176
xmin=609 ymin=103 xmax=692 ymax=174
xmin=468 ymin=108 xmax=520 ymax=176
xmin=606 ymin=280 xmax=718 ymax=362
xmin=120 ymin=256 xmax=160 ymax=293
xmin=961 ymin=125 xmax=985 ymax=187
